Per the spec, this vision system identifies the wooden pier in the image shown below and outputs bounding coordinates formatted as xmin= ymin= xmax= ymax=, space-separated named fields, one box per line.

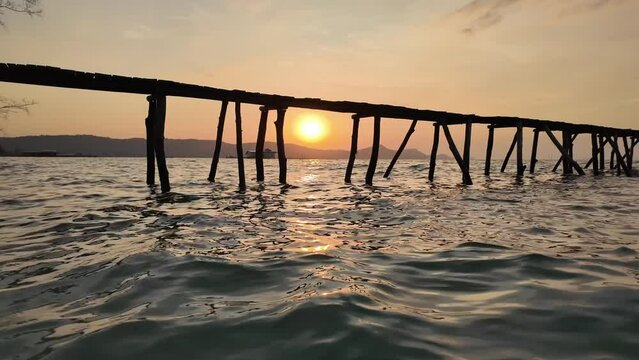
xmin=1 ymin=63 xmax=637 ymax=191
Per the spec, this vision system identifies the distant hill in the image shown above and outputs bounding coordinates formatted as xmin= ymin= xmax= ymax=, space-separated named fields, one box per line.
xmin=0 ymin=135 xmax=438 ymax=159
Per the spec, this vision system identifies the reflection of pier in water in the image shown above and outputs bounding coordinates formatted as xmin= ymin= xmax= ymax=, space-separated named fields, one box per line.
xmin=1 ymin=64 xmax=637 ymax=192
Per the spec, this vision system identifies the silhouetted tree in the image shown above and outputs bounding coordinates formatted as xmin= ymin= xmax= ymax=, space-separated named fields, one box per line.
xmin=0 ymin=0 xmax=41 ymax=27
xmin=1 ymin=0 xmax=41 ymax=127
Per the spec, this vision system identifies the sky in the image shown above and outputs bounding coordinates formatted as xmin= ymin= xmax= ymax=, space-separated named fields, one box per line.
xmin=1 ymin=0 xmax=638 ymax=159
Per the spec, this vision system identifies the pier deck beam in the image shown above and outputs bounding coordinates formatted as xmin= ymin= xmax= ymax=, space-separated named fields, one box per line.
xmin=428 ymin=123 xmax=440 ymax=182
xmin=208 ymin=100 xmax=228 ymax=182
xmin=275 ymin=108 xmax=288 ymax=184
xmin=441 ymin=123 xmax=472 ymax=185
xmin=384 ymin=120 xmax=417 ymax=178
xmin=345 ymin=115 xmax=360 ymax=183
xmin=485 ymin=126 xmax=494 ymax=176
xmin=235 ymin=102 xmax=246 ymax=190
xmin=544 ymin=126 xmax=585 ymax=175
xmin=365 ymin=116 xmax=381 ymax=186
xmin=153 ymin=94 xmax=170 ymax=192
xmin=530 ymin=129 xmax=539 ymax=174
xmin=145 ymin=96 xmax=156 ymax=186
xmin=255 ymin=106 xmax=269 ymax=182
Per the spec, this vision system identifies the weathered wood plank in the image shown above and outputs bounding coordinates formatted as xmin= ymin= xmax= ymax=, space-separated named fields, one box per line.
xmin=208 ymin=100 xmax=228 ymax=182
xmin=365 ymin=116 xmax=381 ymax=186
xmin=384 ymin=120 xmax=417 ymax=178
xmin=345 ymin=115 xmax=360 ymax=183
xmin=255 ymin=106 xmax=269 ymax=182
xmin=441 ymin=123 xmax=473 ymax=185
xmin=428 ymin=123 xmax=440 ymax=182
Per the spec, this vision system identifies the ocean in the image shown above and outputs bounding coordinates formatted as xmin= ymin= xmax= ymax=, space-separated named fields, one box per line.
xmin=1 ymin=157 xmax=638 ymax=359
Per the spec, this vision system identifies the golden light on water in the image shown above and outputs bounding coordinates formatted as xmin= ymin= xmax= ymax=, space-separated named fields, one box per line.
xmin=294 ymin=114 xmax=329 ymax=143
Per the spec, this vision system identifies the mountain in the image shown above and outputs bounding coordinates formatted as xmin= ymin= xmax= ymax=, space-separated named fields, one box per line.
xmin=0 ymin=135 xmax=436 ymax=159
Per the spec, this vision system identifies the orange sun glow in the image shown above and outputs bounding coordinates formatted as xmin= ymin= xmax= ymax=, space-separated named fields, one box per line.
xmin=295 ymin=114 xmax=329 ymax=143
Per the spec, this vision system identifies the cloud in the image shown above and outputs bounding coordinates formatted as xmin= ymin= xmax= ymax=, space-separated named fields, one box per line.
xmin=453 ymin=0 xmax=626 ymax=35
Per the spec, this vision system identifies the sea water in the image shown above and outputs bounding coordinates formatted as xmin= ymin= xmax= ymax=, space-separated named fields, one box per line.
xmin=1 ymin=157 xmax=638 ymax=359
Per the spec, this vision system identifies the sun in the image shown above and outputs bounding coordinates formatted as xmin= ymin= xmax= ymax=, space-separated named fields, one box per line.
xmin=295 ymin=114 xmax=329 ymax=143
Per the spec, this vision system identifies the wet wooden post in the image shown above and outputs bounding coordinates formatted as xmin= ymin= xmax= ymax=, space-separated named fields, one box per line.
xmin=501 ymin=133 xmax=517 ymax=173
xmin=441 ymin=123 xmax=473 ymax=185
xmin=622 ymin=136 xmax=632 ymax=172
xmin=344 ymin=115 xmax=360 ymax=183
xmin=591 ymin=133 xmax=599 ymax=175
xmin=599 ymin=134 xmax=606 ymax=171
xmin=234 ymin=102 xmax=246 ymax=189
xmin=561 ymin=130 xmax=574 ymax=175
xmin=463 ymin=119 xmax=472 ymax=177
xmin=153 ymin=94 xmax=170 ymax=192
xmin=428 ymin=123 xmax=440 ymax=182
xmin=544 ymin=126 xmax=585 ymax=175
xmin=208 ymin=100 xmax=228 ymax=182
xmin=384 ymin=120 xmax=417 ymax=178
xmin=529 ymin=129 xmax=539 ymax=174
xmin=484 ymin=126 xmax=494 ymax=176
xmin=615 ymin=136 xmax=621 ymax=176
xmin=607 ymin=135 xmax=631 ymax=176
xmin=552 ymin=133 xmax=578 ymax=172
xmin=610 ymin=136 xmax=616 ymax=170
xmin=275 ymin=108 xmax=288 ymax=184
xmin=255 ymin=106 xmax=269 ymax=182
xmin=145 ymin=96 xmax=156 ymax=186
xmin=516 ymin=121 xmax=524 ymax=177
xmin=365 ymin=116 xmax=381 ymax=186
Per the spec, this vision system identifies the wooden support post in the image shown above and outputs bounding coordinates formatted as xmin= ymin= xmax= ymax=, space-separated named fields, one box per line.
xmin=615 ymin=136 xmax=621 ymax=176
xmin=530 ymin=129 xmax=539 ymax=174
xmin=561 ymin=130 xmax=574 ymax=175
xmin=153 ymin=95 xmax=170 ymax=192
xmin=552 ymin=133 xmax=578 ymax=172
xmin=607 ymin=135 xmax=631 ymax=176
xmin=586 ymin=136 xmax=609 ymax=169
xmin=629 ymin=137 xmax=637 ymax=171
xmin=622 ymin=136 xmax=631 ymax=171
xmin=208 ymin=100 xmax=228 ymax=182
xmin=365 ymin=116 xmax=381 ymax=186
xmin=234 ymin=102 xmax=246 ymax=190
xmin=516 ymin=121 xmax=524 ymax=177
xmin=145 ymin=96 xmax=156 ymax=186
xmin=599 ymin=134 xmax=605 ymax=171
xmin=384 ymin=120 xmax=417 ymax=178
xmin=610 ymin=138 xmax=616 ymax=170
xmin=344 ymin=115 xmax=360 ymax=183
xmin=501 ymin=133 xmax=517 ymax=173
xmin=463 ymin=120 xmax=472 ymax=176
xmin=428 ymin=123 xmax=440 ymax=182
xmin=275 ymin=108 xmax=288 ymax=184
xmin=543 ymin=126 xmax=585 ymax=175
xmin=485 ymin=126 xmax=494 ymax=176
xmin=591 ymin=133 xmax=599 ymax=175
xmin=441 ymin=123 xmax=473 ymax=185
xmin=255 ymin=106 xmax=269 ymax=182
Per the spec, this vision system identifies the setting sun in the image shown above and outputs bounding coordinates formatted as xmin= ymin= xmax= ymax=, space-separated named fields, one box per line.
xmin=295 ymin=114 xmax=329 ymax=143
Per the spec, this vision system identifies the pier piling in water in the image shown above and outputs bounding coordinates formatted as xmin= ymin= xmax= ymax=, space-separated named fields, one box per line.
xmin=516 ymin=121 xmax=524 ymax=177
xmin=384 ymin=120 xmax=417 ymax=178
xmin=544 ymin=127 xmax=585 ymax=175
xmin=428 ymin=123 xmax=440 ymax=182
xmin=152 ymin=95 xmax=170 ymax=192
xmin=345 ymin=115 xmax=360 ymax=183
xmin=275 ymin=108 xmax=288 ymax=184
xmin=441 ymin=123 xmax=473 ymax=185
xmin=484 ymin=126 xmax=494 ymax=176
xmin=145 ymin=96 xmax=156 ymax=186
xmin=208 ymin=100 xmax=228 ymax=182
xmin=501 ymin=133 xmax=517 ymax=173
xmin=235 ymin=102 xmax=246 ymax=189
xmin=365 ymin=116 xmax=381 ymax=186
xmin=255 ymin=106 xmax=269 ymax=182
xmin=463 ymin=120 xmax=472 ymax=178
xmin=591 ymin=133 xmax=600 ymax=175
xmin=530 ymin=129 xmax=539 ymax=174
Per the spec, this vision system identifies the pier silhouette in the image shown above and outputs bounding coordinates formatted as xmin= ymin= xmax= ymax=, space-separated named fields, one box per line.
xmin=1 ymin=63 xmax=637 ymax=192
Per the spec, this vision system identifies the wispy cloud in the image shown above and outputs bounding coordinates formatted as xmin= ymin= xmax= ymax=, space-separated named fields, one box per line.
xmin=453 ymin=0 xmax=627 ymax=35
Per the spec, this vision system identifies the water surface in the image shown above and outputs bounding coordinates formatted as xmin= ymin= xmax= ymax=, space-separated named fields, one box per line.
xmin=1 ymin=158 xmax=638 ymax=359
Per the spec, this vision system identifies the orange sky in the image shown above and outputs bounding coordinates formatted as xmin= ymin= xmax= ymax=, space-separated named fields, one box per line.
xmin=1 ymin=0 xmax=638 ymax=159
